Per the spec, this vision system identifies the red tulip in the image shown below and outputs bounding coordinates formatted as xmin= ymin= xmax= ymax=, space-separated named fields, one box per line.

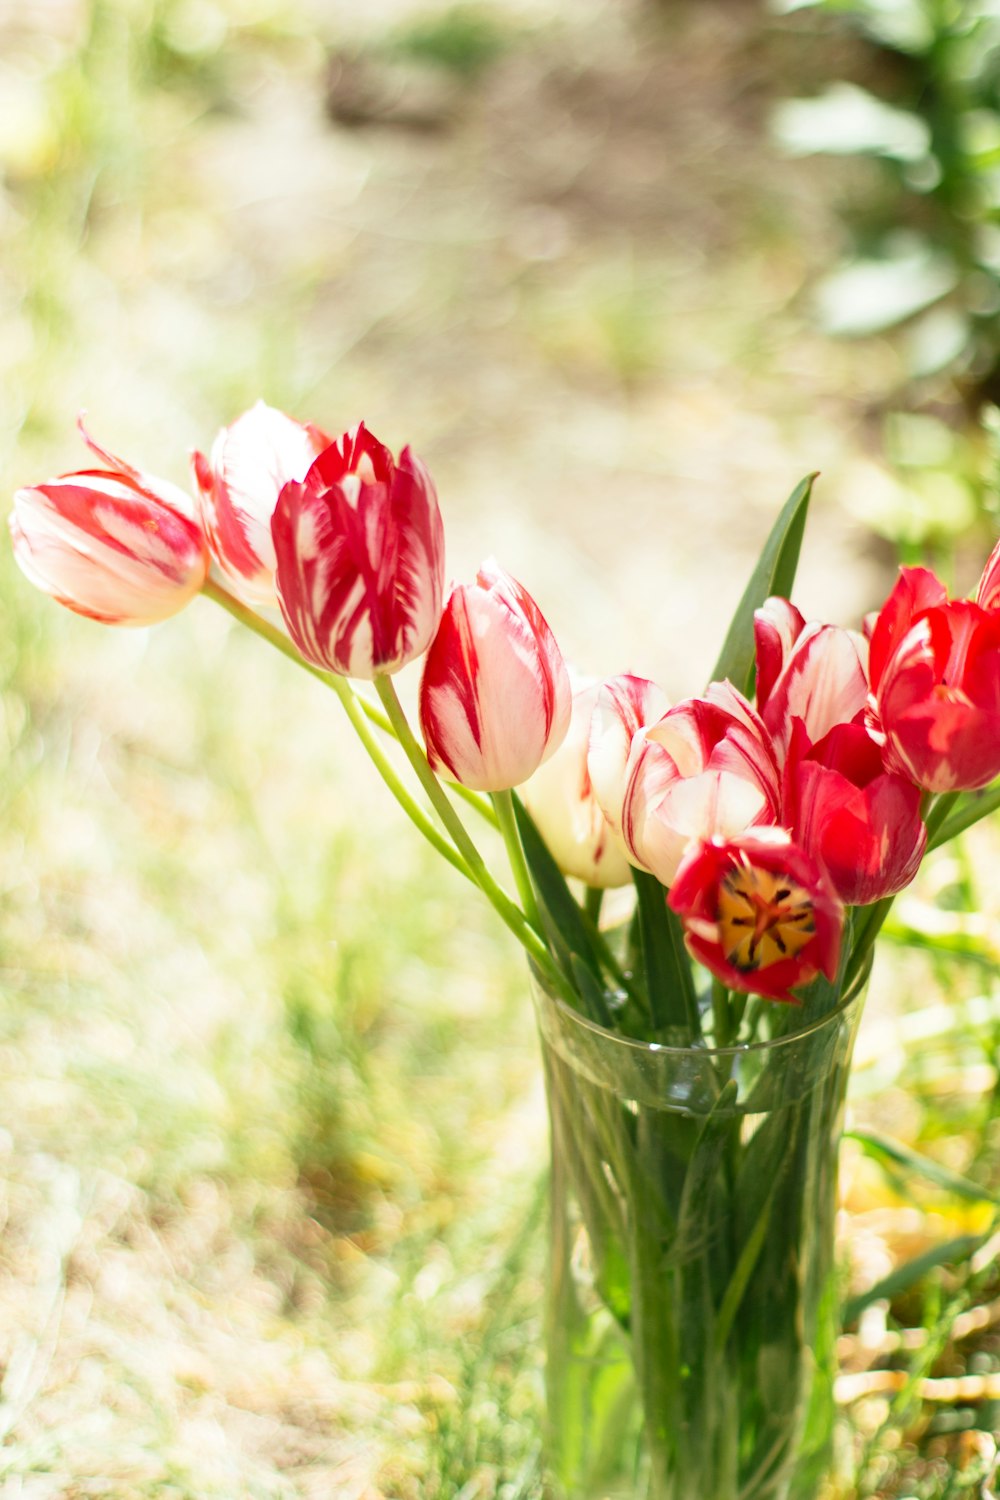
xmin=419 ymin=561 xmax=571 ymax=792
xmin=977 ymin=537 xmax=1000 ymax=612
xmin=867 ymin=566 xmax=947 ymax=689
xmin=668 ymin=829 xmax=843 ymax=1004
xmin=272 ymin=422 xmax=445 ymax=679
xmin=868 ymin=567 xmax=1000 ymax=792
xmin=588 ymin=674 xmax=670 ymax=843
xmin=784 ymin=721 xmax=926 ymax=906
xmin=618 ymin=683 xmax=781 ymax=887
xmin=9 ymin=422 xmax=208 ymax=626
xmin=521 ymin=679 xmax=633 ymax=888
xmin=192 ymin=400 xmax=330 ymax=606
xmin=754 ymin=597 xmax=869 ymax=761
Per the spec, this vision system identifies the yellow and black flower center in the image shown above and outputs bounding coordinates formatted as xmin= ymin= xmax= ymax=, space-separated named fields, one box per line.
xmin=717 ymin=862 xmax=815 ymax=972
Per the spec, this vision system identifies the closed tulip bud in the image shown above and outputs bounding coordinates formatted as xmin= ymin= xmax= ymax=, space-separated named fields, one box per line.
xmin=192 ymin=400 xmax=330 ymax=607
xmin=668 ymin=828 xmax=843 ymax=1004
xmin=272 ymin=422 xmax=445 ymax=679
xmin=9 ymin=422 xmax=208 ymax=626
xmin=419 ymin=560 xmax=571 ymax=792
xmin=521 ymin=680 xmax=633 ymax=888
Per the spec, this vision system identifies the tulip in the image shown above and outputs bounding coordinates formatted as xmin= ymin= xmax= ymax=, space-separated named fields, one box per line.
xmin=784 ymin=720 xmax=926 ymax=906
xmin=618 ymin=684 xmax=781 ymax=888
xmin=271 ymin=422 xmax=445 ymax=679
xmin=868 ymin=595 xmax=1000 ymax=792
xmin=588 ymin=674 xmax=670 ymax=841
xmin=419 ymin=560 xmax=571 ymax=792
xmin=754 ymin=597 xmax=869 ymax=761
xmin=668 ymin=828 xmax=843 ymax=1003
xmin=192 ymin=400 xmax=330 ymax=607
xmin=521 ymin=680 xmax=633 ymax=888
xmin=977 ymin=537 xmax=1000 ymax=612
xmin=9 ymin=423 xmax=208 ymax=626
xmin=867 ymin=566 xmax=947 ymax=690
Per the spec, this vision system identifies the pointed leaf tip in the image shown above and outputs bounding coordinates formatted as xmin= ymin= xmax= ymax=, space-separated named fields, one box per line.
xmin=710 ymin=473 xmax=816 ymax=698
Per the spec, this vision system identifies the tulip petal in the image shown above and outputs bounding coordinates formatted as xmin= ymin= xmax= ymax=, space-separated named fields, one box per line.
xmin=620 ymin=689 xmax=781 ymax=886
xmin=977 ymin=534 xmax=1000 ymax=612
xmin=588 ymin=675 xmax=670 ymax=838
xmin=420 ymin=562 xmax=571 ymax=791
xmin=754 ymin=596 xmax=806 ymax=710
xmin=521 ymin=680 xmax=633 ymax=887
xmin=668 ymin=831 xmax=843 ymax=1003
xmin=11 ymin=465 xmax=207 ymax=626
xmin=762 ymin=622 xmax=869 ymax=757
xmin=272 ymin=430 xmax=445 ymax=679
xmin=867 ymin=566 xmax=948 ymax=692
xmin=193 ymin=400 xmax=331 ymax=606
xmin=874 ymin=603 xmax=1000 ymax=792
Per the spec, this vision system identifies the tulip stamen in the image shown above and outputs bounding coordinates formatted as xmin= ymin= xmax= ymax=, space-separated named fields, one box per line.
xmin=717 ymin=862 xmax=815 ymax=973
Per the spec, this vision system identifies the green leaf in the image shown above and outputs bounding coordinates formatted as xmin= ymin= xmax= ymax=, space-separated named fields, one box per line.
xmin=713 ymin=1176 xmax=779 ymax=1353
xmin=512 ymin=794 xmax=604 ymax=988
xmin=846 ymin=1127 xmax=1000 ymax=1207
xmin=709 ymin=474 xmax=815 ymax=697
xmin=772 ymin=84 xmax=930 ymax=163
xmin=843 ymin=1232 xmax=989 ymax=1325
xmin=632 ymin=868 xmax=700 ymax=1038
xmin=570 ymin=954 xmax=615 ymax=1030
xmin=928 ymin=782 xmax=1000 ymax=850
xmin=673 ymin=1080 xmax=739 ymax=1265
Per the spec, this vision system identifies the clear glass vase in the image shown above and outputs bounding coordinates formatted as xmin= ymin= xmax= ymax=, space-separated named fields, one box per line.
xmin=534 ymin=973 xmax=867 ymax=1500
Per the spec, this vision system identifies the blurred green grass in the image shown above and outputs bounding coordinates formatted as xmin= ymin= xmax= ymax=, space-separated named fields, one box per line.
xmin=3 ymin=0 xmax=1000 ymax=1495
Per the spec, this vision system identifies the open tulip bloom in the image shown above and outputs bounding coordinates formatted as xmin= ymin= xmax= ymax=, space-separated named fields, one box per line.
xmin=12 ymin=421 xmax=1000 ymax=1043
xmin=15 ymin=418 xmax=1000 ymax=1495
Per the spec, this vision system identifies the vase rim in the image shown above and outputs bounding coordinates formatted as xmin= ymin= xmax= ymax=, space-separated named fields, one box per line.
xmin=534 ymin=954 xmax=872 ymax=1061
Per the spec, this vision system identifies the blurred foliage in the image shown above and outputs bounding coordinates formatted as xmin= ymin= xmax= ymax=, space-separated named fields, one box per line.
xmin=386 ymin=3 xmax=516 ymax=78
xmin=773 ymin=0 xmax=1000 ymax=406
xmin=771 ymin=0 xmax=1000 ymax=566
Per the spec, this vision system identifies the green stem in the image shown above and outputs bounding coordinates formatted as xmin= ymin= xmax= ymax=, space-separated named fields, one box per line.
xmin=924 ymin=789 xmax=960 ymax=844
xmin=355 ymin=690 xmax=497 ymax=828
xmin=374 ymin=676 xmax=563 ymax=984
xmin=584 ymin=886 xmax=604 ymax=925
xmin=711 ymin=980 xmax=733 ymax=1049
xmin=843 ymin=896 xmax=894 ymax=991
xmin=201 ymin=580 xmax=496 ymax=828
xmin=202 ymin=579 xmax=471 ymax=881
xmin=579 ymin=905 xmax=645 ymax=1009
xmin=492 ymin=790 xmax=542 ymax=932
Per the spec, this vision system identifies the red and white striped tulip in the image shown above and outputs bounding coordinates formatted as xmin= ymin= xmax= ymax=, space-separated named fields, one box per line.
xmin=419 ymin=561 xmax=571 ymax=792
xmin=867 ymin=566 xmax=1000 ymax=792
xmin=9 ymin=423 xmax=208 ymax=626
xmin=521 ymin=680 xmax=633 ymax=888
xmin=192 ymin=400 xmax=330 ymax=606
xmin=619 ymin=684 xmax=781 ymax=888
xmin=668 ymin=828 xmax=843 ymax=1004
xmin=754 ymin=597 xmax=869 ymax=761
xmin=867 ymin=565 xmax=947 ymax=689
xmin=271 ymin=422 xmax=445 ymax=679
xmin=588 ymin=674 xmax=670 ymax=841
xmin=783 ymin=720 xmax=926 ymax=906
xmin=977 ymin=537 xmax=1000 ymax=613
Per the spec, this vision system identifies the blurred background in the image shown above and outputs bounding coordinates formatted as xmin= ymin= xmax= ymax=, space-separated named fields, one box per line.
xmin=4 ymin=0 xmax=1000 ymax=1495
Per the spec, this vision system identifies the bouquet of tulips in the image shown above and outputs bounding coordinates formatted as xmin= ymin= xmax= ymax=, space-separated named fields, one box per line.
xmin=11 ymin=403 xmax=1000 ymax=1498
